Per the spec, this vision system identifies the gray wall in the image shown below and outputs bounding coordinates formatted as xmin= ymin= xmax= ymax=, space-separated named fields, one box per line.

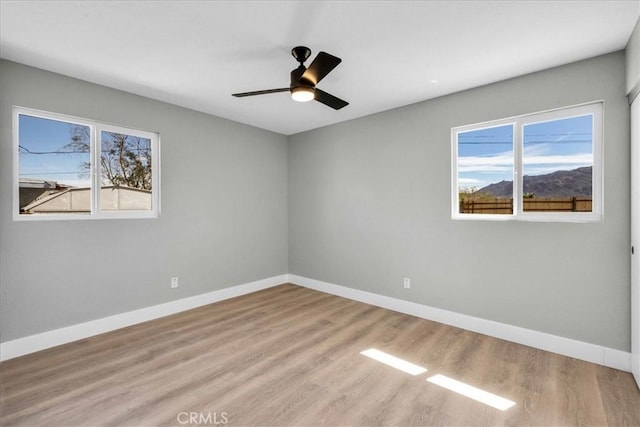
xmin=289 ymin=52 xmax=631 ymax=351
xmin=0 ymin=60 xmax=289 ymax=342
xmin=627 ymin=17 xmax=640 ymax=101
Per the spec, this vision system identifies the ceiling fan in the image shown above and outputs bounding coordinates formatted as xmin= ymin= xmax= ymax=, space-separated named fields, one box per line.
xmin=232 ymin=46 xmax=349 ymax=110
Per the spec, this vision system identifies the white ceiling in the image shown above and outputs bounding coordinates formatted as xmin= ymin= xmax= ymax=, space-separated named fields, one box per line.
xmin=1 ymin=1 xmax=639 ymax=135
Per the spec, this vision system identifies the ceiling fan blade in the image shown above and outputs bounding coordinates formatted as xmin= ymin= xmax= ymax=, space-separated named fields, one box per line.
xmin=301 ymin=52 xmax=342 ymax=86
xmin=232 ymin=88 xmax=289 ymax=97
xmin=315 ymin=88 xmax=349 ymax=110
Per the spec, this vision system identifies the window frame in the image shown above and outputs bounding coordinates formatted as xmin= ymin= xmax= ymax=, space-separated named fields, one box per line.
xmin=13 ymin=106 xmax=160 ymax=221
xmin=451 ymin=101 xmax=603 ymax=222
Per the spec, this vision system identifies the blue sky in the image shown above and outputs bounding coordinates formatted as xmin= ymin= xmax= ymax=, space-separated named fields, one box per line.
xmin=19 ymin=114 xmax=153 ymax=189
xmin=18 ymin=114 xmax=91 ymax=187
xmin=457 ymin=115 xmax=593 ymax=191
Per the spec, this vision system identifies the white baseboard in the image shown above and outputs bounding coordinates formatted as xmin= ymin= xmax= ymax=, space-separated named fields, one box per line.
xmin=0 ymin=275 xmax=287 ymax=361
xmin=287 ymin=274 xmax=632 ymax=372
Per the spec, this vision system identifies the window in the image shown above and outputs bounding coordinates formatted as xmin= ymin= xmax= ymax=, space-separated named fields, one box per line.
xmin=14 ymin=107 xmax=160 ymax=220
xmin=452 ymin=102 xmax=602 ymax=222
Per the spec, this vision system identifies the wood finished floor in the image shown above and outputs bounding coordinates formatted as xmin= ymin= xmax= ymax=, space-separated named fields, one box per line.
xmin=1 ymin=284 xmax=639 ymax=427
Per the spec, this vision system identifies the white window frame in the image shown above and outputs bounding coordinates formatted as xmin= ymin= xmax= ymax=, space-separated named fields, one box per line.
xmin=451 ymin=101 xmax=603 ymax=222
xmin=13 ymin=106 xmax=160 ymax=221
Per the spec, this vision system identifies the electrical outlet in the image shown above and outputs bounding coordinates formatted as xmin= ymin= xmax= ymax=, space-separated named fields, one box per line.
xmin=403 ymin=278 xmax=411 ymax=289
xmin=171 ymin=277 xmax=179 ymax=288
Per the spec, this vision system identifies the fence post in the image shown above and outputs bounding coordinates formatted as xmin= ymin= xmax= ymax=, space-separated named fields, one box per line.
xmin=572 ymin=197 xmax=577 ymax=212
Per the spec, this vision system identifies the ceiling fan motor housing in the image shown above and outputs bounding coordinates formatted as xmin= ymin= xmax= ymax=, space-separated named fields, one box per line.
xmin=291 ymin=66 xmax=313 ymax=89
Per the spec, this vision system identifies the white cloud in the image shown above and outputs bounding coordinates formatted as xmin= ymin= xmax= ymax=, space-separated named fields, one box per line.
xmin=523 ymin=153 xmax=592 ymax=165
xmin=459 ymin=152 xmax=591 ymax=174
xmin=458 ymin=152 xmax=513 ymax=174
xmin=458 ymin=177 xmax=482 ymax=185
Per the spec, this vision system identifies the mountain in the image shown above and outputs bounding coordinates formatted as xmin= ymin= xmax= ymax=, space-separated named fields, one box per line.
xmin=478 ymin=166 xmax=592 ymax=198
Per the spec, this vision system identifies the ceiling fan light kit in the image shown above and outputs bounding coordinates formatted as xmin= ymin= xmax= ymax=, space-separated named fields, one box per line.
xmin=232 ymin=46 xmax=348 ymax=110
xmin=291 ymin=86 xmax=315 ymax=102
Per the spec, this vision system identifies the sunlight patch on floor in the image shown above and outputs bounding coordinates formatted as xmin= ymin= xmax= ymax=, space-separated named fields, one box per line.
xmin=360 ymin=348 xmax=428 ymax=376
xmin=427 ymin=374 xmax=516 ymax=411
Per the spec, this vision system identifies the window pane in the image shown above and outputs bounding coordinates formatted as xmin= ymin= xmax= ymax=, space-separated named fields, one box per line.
xmin=99 ymin=131 xmax=153 ymax=211
xmin=522 ymin=115 xmax=593 ymax=212
xmin=18 ymin=115 xmax=91 ymax=215
xmin=457 ymin=124 xmax=514 ymax=214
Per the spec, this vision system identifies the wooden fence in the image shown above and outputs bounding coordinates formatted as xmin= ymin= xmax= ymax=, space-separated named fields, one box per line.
xmin=460 ymin=197 xmax=592 ymax=214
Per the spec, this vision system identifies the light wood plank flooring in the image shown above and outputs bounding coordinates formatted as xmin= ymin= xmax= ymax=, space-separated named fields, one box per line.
xmin=1 ymin=284 xmax=639 ymax=426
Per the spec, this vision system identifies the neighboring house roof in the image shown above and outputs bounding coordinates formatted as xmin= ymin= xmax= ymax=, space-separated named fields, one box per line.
xmin=19 ymin=178 xmax=62 ymax=189
xmin=18 ymin=178 xmax=71 ymax=209
xmin=21 ymin=186 xmax=152 ymax=213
